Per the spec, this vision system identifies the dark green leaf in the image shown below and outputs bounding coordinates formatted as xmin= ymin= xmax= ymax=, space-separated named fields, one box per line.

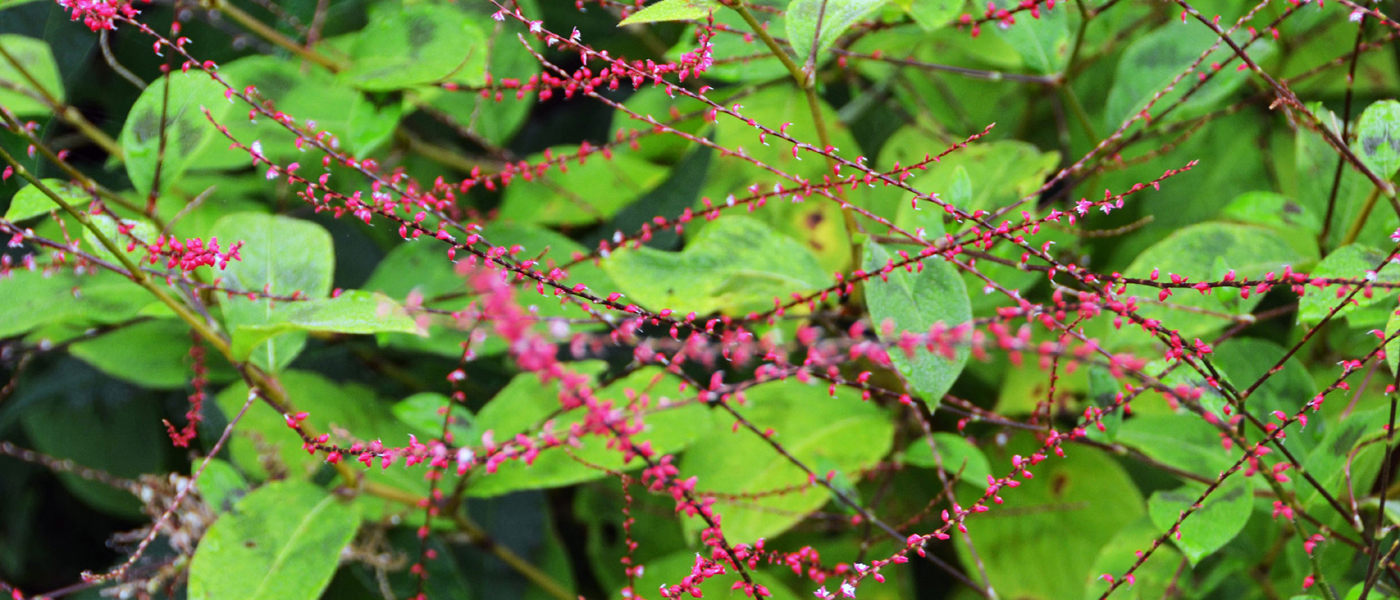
xmin=392 ymin=392 xmax=475 ymax=441
xmin=1298 ymin=407 xmax=1389 ymax=512
xmin=864 ymin=240 xmax=971 ymax=407
xmin=188 ymin=480 xmax=359 ymax=600
xmin=1104 ymin=25 xmax=1274 ymax=130
xmin=69 ymin=319 xmax=193 ymax=389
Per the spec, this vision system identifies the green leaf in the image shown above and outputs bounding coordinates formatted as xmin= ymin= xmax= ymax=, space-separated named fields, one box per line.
xmin=619 ymin=0 xmax=721 ymax=25
xmin=119 ymin=71 xmax=234 ymax=197
xmin=786 ymin=0 xmax=887 ymax=66
xmin=863 ymin=240 xmax=971 ymax=408
xmin=1082 ymin=517 xmax=1185 ymax=600
xmin=602 ymin=216 xmax=832 ymax=315
xmin=1147 ymin=475 xmax=1253 ymax=565
xmin=680 ymin=377 xmax=893 ymax=542
xmin=392 ymin=392 xmax=475 ymax=441
xmin=1222 ymin=191 xmax=1321 ymax=233
xmin=210 ymin=213 xmax=334 ymax=371
xmin=83 ymin=214 xmax=158 ymax=264
xmin=340 ymin=4 xmax=487 ymax=91
xmin=1298 ymin=407 xmax=1390 ymax=512
xmin=1116 ymin=414 xmax=1233 ymax=478
xmin=624 ymin=551 xmax=800 ymax=600
xmin=1084 ymin=366 xmax=1123 ymax=441
xmin=1112 ymin=222 xmax=1302 ymax=347
xmin=69 ymin=319 xmax=194 ymax=389
xmin=213 ymin=370 xmax=432 ymax=521
xmin=993 ymin=0 xmax=1076 ymax=74
xmin=229 ymin=291 xmax=422 ymax=360
xmin=1354 ymin=100 xmax=1400 ymax=181
xmin=188 ymin=480 xmax=359 ymax=600
xmin=893 ymin=0 xmax=962 ymax=31
xmin=956 ymin=435 xmax=1144 ymax=600
xmin=196 ymin=458 xmax=249 ymax=513
xmin=19 ymin=366 xmax=167 ymax=517
xmin=192 ymin=56 xmax=400 ymax=167
xmin=1298 ymin=102 xmax=1377 ymax=250
xmin=1388 ymin=309 xmax=1400 ymax=376
xmin=902 ymin=433 xmax=991 ymax=488
xmin=1297 ymin=245 xmax=1400 ymax=325
xmin=467 ymin=366 xmax=713 ymax=497
xmin=1104 ymin=25 xmax=1274 ymax=130
xmin=4 ymin=178 xmax=92 ymax=222
xmin=497 ymin=145 xmax=670 ymax=226
xmin=0 ymin=270 xmax=150 ymax=339
xmin=0 ymin=35 xmax=63 ymax=117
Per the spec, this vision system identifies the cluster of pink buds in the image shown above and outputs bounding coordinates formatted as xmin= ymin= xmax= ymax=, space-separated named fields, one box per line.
xmin=56 ymin=0 xmax=138 ymax=31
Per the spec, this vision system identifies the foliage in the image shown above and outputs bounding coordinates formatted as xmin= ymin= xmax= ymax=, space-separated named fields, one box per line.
xmin=0 ymin=0 xmax=1398 ymax=599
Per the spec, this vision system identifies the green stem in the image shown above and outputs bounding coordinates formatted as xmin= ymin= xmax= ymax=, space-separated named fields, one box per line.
xmin=201 ymin=0 xmax=346 ymax=72
xmin=0 ymin=42 xmax=124 ymax=160
xmin=729 ymin=0 xmax=865 ymax=277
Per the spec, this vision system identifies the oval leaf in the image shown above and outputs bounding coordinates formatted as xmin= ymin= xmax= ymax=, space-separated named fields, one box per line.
xmin=863 ymin=240 xmax=971 ymax=408
xmin=1353 ymin=99 xmax=1400 ymax=180
xmin=119 ymin=71 xmax=233 ymax=197
xmin=188 ymin=480 xmax=359 ymax=600
xmin=1147 ymin=476 xmax=1253 ymax=565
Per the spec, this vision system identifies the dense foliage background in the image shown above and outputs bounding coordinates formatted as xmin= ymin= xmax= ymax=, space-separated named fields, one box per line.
xmin=1 ymin=0 xmax=1399 ymax=598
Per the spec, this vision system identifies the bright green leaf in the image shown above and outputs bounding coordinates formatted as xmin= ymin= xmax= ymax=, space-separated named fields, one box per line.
xmin=903 ymin=433 xmax=991 ymax=488
xmin=619 ymin=0 xmax=721 ymax=25
xmin=1112 ymin=222 xmax=1303 ymax=348
xmin=864 ymin=240 xmax=971 ymax=408
xmin=83 ymin=214 xmax=158 ymax=264
xmin=0 ymin=35 xmax=63 ymax=117
xmin=957 ymin=435 xmax=1144 ymax=600
xmin=603 ymin=216 xmax=832 ymax=315
xmin=211 ymin=213 xmax=334 ymax=372
xmin=4 ymin=178 xmax=91 ymax=222
xmin=1117 ymin=414 xmax=1234 ymax=478
xmin=119 ymin=71 xmax=234 ymax=197
xmin=341 ymin=4 xmax=487 ymax=91
xmin=1297 ymin=245 xmax=1400 ymax=325
xmin=786 ymin=0 xmax=887 ymax=66
xmin=680 ymin=377 xmax=893 ymax=542
xmin=1147 ymin=475 xmax=1253 ymax=565
xmin=1082 ymin=517 xmax=1185 ymax=600
xmin=497 ymin=146 xmax=670 ymax=226
xmin=993 ymin=0 xmax=1076 ymax=74
xmin=229 ymin=291 xmax=422 ymax=360
xmin=467 ymin=366 xmax=712 ymax=497
xmin=188 ymin=480 xmax=358 ymax=600
xmin=393 ymin=392 xmax=475 ymax=441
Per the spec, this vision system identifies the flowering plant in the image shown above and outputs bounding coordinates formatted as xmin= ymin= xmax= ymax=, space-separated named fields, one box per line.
xmin=1 ymin=0 xmax=1399 ymax=599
